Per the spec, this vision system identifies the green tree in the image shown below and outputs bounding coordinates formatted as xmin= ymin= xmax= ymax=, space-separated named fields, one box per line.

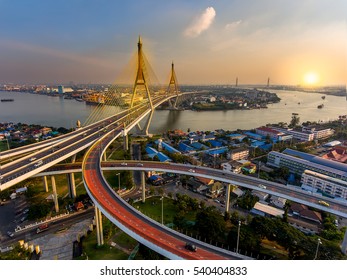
xmin=289 ymin=113 xmax=300 ymax=128
xmin=195 ymin=206 xmax=226 ymax=241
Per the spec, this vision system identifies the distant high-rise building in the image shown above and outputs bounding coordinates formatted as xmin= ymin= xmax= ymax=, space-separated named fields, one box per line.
xmin=235 ymin=77 xmax=238 ymax=87
xmin=58 ymin=85 xmax=65 ymax=94
xmin=267 ymin=77 xmax=270 ymax=87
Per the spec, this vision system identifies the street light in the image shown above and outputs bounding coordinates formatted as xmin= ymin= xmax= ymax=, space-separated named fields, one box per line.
xmin=314 ymin=238 xmax=322 ymax=260
xmin=236 ymin=220 xmax=241 ymax=254
xmin=160 ymin=196 xmax=164 ymax=225
xmin=116 ymin=173 xmax=120 ymax=191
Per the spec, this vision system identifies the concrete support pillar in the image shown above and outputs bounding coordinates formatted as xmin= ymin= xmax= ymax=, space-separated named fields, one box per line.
xmin=141 ymin=171 xmax=146 ymax=203
xmin=95 ymin=206 xmax=104 ymax=246
xmin=341 ymin=227 xmax=347 ymax=255
xmin=42 ymin=176 xmax=49 ymax=192
xmin=71 ymin=154 xmax=76 ymax=163
xmin=51 ymin=176 xmax=59 ymax=213
xmin=67 ymin=173 xmax=76 ymax=199
xmin=225 ymin=184 xmax=231 ymax=213
xmin=142 ymin=110 xmax=154 ymax=136
xmin=102 ymin=151 xmax=107 ymax=162
xmin=123 ymin=130 xmax=129 ymax=151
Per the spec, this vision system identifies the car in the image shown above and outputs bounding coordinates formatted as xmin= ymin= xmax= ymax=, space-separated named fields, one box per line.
xmin=29 ymin=157 xmax=36 ymax=161
xmin=7 ymin=231 xmax=14 ymax=238
xmin=20 ymin=216 xmax=27 ymax=222
xmin=121 ymin=162 xmax=127 ymax=166
xmin=258 ymin=184 xmax=267 ymax=189
xmin=23 ymin=209 xmax=29 ymax=215
xmin=34 ymin=160 xmax=43 ymax=167
xmin=318 ymin=200 xmax=330 ymax=207
xmin=137 ymin=163 xmax=144 ymax=166
xmin=185 ymin=242 xmax=197 ymax=252
xmin=188 ymin=169 xmax=195 ymax=173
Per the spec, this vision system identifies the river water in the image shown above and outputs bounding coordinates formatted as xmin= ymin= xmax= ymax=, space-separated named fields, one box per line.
xmin=0 ymin=90 xmax=346 ymax=133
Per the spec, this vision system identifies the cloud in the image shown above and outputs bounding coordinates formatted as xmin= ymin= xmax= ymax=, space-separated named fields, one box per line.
xmin=225 ymin=20 xmax=242 ymax=30
xmin=184 ymin=7 xmax=216 ymax=38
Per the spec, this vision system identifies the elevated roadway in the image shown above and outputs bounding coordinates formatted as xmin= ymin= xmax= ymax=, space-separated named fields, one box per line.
xmin=36 ymin=161 xmax=347 ymax=219
xmin=82 ymin=125 xmax=249 ymax=260
xmin=0 ymin=94 xmax=179 ymax=190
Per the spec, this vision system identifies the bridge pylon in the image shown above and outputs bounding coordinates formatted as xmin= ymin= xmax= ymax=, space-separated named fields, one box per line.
xmin=130 ymin=36 xmax=154 ymax=136
xmin=167 ymin=61 xmax=180 ymax=109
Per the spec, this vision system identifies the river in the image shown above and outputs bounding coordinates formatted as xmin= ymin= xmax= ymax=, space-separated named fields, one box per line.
xmin=0 ymin=90 xmax=346 ymax=133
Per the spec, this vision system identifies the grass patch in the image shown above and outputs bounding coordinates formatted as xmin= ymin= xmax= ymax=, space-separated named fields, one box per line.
xmin=260 ymin=238 xmax=288 ymax=260
xmin=77 ymin=229 xmax=129 ymax=260
xmin=134 ymin=196 xmax=196 ymax=225
xmin=115 ymin=231 xmax=138 ymax=250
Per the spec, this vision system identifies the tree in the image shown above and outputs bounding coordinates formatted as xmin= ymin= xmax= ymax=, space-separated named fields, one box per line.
xmin=289 ymin=113 xmax=300 ymax=128
xmin=195 ymin=206 xmax=226 ymax=240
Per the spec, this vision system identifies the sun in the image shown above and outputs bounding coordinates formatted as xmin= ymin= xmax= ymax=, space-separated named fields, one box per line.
xmin=303 ymin=72 xmax=319 ymax=86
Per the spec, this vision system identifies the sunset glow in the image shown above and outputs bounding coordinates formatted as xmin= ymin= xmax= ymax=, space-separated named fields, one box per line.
xmin=304 ymin=72 xmax=319 ymax=86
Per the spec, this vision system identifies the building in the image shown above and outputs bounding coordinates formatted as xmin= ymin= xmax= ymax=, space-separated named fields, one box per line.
xmin=228 ymin=147 xmax=249 ymax=161
xmin=255 ymin=126 xmax=282 ymax=139
xmin=301 ymin=170 xmax=347 ymax=200
xmin=250 ymin=202 xmax=284 ymax=218
xmin=290 ymin=202 xmax=322 ymax=224
xmin=252 ymin=190 xmax=269 ymax=201
xmin=270 ymin=196 xmax=287 ymax=209
xmin=267 ymin=149 xmax=347 ymax=182
xmin=58 ymin=85 xmax=64 ymax=94
xmin=302 ymin=125 xmax=334 ymax=140
xmin=221 ymin=160 xmax=243 ymax=174
xmin=321 ymin=146 xmax=347 ymax=163
xmin=271 ymin=127 xmax=314 ymax=142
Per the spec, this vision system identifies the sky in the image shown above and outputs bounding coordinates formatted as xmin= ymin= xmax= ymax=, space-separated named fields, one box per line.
xmin=0 ymin=0 xmax=346 ymax=86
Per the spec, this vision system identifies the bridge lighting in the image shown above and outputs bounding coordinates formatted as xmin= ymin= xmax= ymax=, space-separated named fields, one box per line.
xmin=160 ymin=196 xmax=164 ymax=225
xmin=236 ymin=220 xmax=241 ymax=254
xmin=314 ymin=238 xmax=322 ymax=260
xmin=116 ymin=173 xmax=120 ymax=191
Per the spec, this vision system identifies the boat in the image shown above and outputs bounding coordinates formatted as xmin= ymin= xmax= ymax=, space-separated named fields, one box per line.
xmin=83 ymin=93 xmax=105 ymax=105
xmin=1 ymin=98 xmax=14 ymax=102
xmin=317 ymin=104 xmax=324 ymax=109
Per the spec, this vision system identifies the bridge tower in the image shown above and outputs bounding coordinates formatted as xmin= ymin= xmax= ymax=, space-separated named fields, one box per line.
xmin=167 ymin=61 xmax=180 ymax=108
xmin=129 ymin=36 xmax=154 ymax=136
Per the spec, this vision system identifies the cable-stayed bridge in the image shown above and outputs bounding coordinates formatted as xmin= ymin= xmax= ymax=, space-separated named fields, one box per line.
xmin=1 ymin=37 xmax=347 ymax=258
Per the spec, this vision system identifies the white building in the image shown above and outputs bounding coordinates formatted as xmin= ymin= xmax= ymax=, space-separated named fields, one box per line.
xmin=271 ymin=127 xmax=314 ymax=142
xmin=301 ymin=170 xmax=347 ymax=200
xmin=302 ymin=125 xmax=334 ymax=140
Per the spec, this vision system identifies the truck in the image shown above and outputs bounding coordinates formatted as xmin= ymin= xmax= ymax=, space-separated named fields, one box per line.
xmin=36 ymin=223 xmax=49 ymax=234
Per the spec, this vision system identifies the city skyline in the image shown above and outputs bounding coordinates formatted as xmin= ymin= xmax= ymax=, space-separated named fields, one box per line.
xmin=0 ymin=0 xmax=346 ymax=86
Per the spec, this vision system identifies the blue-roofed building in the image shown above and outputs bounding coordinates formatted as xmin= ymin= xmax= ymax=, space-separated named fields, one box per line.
xmin=244 ymin=131 xmax=263 ymax=141
xmin=155 ymin=140 xmax=181 ymax=154
xmin=226 ymin=133 xmax=247 ymax=142
xmin=259 ymin=143 xmax=273 ymax=150
xmin=251 ymin=140 xmax=265 ymax=148
xmin=148 ymin=175 xmax=164 ymax=185
xmin=146 ymin=146 xmax=158 ymax=158
xmin=283 ymin=148 xmax=347 ymax=174
xmin=178 ymin=142 xmax=195 ymax=153
xmin=190 ymin=142 xmax=209 ymax=150
xmin=202 ymin=134 xmax=215 ymax=142
xmin=157 ymin=152 xmax=172 ymax=162
xmin=267 ymin=150 xmax=347 ymax=182
xmin=207 ymin=147 xmax=228 ymax=156
xmin=208 ymin=140 xmax=222 ymax=147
